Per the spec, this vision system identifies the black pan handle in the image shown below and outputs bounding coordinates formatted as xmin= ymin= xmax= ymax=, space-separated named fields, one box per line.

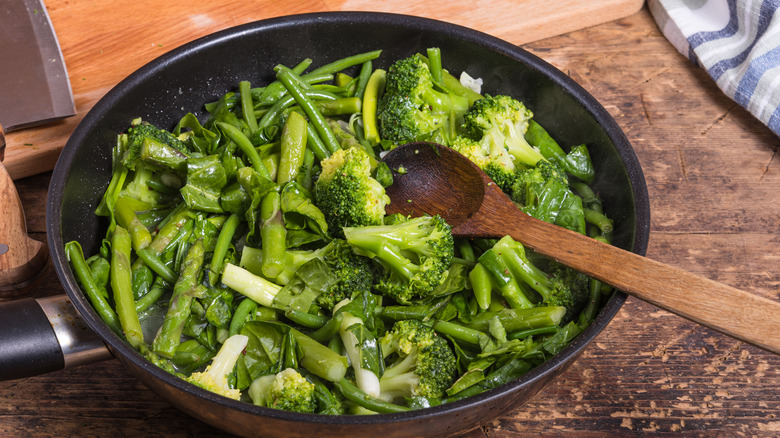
xmin=0 ymin=295 xmax=112 ymax=380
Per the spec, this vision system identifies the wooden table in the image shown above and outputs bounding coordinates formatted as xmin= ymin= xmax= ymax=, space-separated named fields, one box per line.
xmin=3 ymin=2 xmax=779 ymax=437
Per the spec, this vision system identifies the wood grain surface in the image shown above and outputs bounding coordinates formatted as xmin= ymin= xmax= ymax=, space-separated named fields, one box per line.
xmin=2 ymin=3 xmax=780 ymax=438
xmin=2 ymin=0 xmax=644 ymax=180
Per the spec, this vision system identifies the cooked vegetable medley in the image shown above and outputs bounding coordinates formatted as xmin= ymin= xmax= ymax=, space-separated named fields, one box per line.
xmin=66 ymin=48 xmax=615 ymax=414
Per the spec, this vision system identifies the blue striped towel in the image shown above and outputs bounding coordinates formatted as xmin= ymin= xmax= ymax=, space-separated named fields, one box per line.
xmin=649 ymin=0 xmax=780 ymax=136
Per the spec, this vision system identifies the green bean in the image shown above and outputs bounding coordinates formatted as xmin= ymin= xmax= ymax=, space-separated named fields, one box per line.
xmin=239 ymin=80 xmax=258 ymax=133
xmin=277 ymin=110 xmax=308 ymax=185
xmin=217 ymin=121 xmax=271 ymax=180
xmin=208 ymin=213 xmax=241 ymax=286
xmin=65 ymin=241 xmax=122 ymax=335
xmin=469 ymin=263 xmax=492 ymax=311
xmin=228 ymin=298 xmax=257 ymax=337
xmin=583 ymin=207 xmax=614 ymax=234
xmin=111 ymin=226 xmax=144 ymax=347
xmin=285 ymin=308 xmax=329 ymax=329
xmin=86 ymin=255 xmax=110 ymax=299
xmin=432 ymin=319 xmax=485 ymax=346
xmin=334 ymin=378 xmax=410 ymax=414
xmin=259 ymin=190 xmax=286 ymax=279
xmin=136 ymin=247 xmax=178 ymax=283
xmin=256 ymin=89 xmax=337 ymax=139
xmin=115 ymin=197 xmax=152 ymax=251
xmin=152 ymin=239 xmax=206 ymax=358
xmin=361 ymin=69 xmax=386 ymax=145
xmin=427 ymin=47 xmax=443 ymax=84
xmin=256 ymin=58 xmax=313 ymax=105
xmin=305 ymin=122 xmax=330 ymax=161
xmin=275 ymin=65 xmax=341 ymax=154
xmin=353 ymin=60 xmax=372 ymax=99
xmin=307 ymin=50 xmax=382 ymax=76
xmin=146 ymin=178 xmax=179 ymax=195
xmin=135 ymin=276 xmax=168 ymax=314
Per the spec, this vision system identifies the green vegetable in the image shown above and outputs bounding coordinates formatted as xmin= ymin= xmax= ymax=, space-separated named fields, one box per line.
xmin=66 ymin=48 xmax=615 ymax=416
xmin=343 ymin=215 xmax=454 ymax=304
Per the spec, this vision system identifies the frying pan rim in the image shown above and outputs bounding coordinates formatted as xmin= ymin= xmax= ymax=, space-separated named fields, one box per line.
xmin=46 ymin=10 xmax=649 ymax=428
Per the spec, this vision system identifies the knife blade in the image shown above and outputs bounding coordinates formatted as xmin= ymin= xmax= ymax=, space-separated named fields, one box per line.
xmin=0 ymin=0 xmax=75 ymax=144
xmin=0 ymin=0 xmax=69 ymax=291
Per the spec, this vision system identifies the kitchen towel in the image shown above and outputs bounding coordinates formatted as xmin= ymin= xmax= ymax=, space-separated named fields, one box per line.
xmin=649 ymin=0 xmax=780 ymax=137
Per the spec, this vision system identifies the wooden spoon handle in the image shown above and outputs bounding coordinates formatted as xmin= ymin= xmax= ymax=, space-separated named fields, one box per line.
xmin=502 ymin=208 xmax=780 ymax=354
xmin=0 ymin=160 xmax=49 ymax=292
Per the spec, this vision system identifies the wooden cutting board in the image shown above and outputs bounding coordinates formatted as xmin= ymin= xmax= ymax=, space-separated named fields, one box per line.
xmin=3 ymin=0 xmax=645 ymax=180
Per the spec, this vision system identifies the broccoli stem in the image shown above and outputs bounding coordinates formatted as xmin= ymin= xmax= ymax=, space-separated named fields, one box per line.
xmin=275 ymin=65 xmax=341 ymax=154
xmin=334 ymin=378 xmax=410 ymax=413
xmin=362 ymin=69 xmax=386 ymax=145
xmin=152 ymin=239 xmax=205 ymax=358
xmin=277 ymin=110 xmax=308 ymax=185
xmin=240 ymin=80 xmax=258 ymax=133
xmin=208 ymin=213 xmax=241 ymax=286
xmin=259 ymin=191 xmax=287 ymax=279
xmin=110 ymin=226 xmax=144 ymax=347
xmin=65 ymin=241 xmax=122 ymax=335
xmin=217 ymin=121 xmax=272 ymax=180
xmin=221 ymin=263 xmax=281 ymax=308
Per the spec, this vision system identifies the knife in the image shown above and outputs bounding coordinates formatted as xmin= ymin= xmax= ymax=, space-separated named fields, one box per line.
xmin=0 ymin=0 xmax=75 ymax=292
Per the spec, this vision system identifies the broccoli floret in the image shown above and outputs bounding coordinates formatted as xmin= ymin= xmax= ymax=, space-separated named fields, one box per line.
xmin=122 ymin=121 xmax=189 ymax=172
xmin=509 ymin=159 xmax=586 ymax=234
xmin=462 ymin=94 xmax=541 ymax=167
xmin=449 ymin=135 xmax=517 ymax=192
xmin=510 ymin=160 xmax=568 ymax=207
xmin=314 ymin=147 xmax=390 ymax=237
xmin=343 ymin=215 xmax=454 ymax=304
xmin=186 ymin=334 xmax=248 ymax=400
xmin=377 ymin=55 xmax=469 ymax=146
xmin=485 ymin=236 xmax=589 ymax=322
xmin=379 ymin=320 xmax=457 ymax=401
xmin=249 ymin=368 xmax=317 ymax=413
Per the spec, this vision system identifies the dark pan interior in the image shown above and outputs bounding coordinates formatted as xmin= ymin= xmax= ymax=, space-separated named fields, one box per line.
xmin=47 ymin=12 xmax=649 ymax=438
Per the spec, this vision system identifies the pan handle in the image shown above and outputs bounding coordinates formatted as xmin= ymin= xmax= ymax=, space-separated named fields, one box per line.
xmin=0 ymin=294 xmax=112 ymax=380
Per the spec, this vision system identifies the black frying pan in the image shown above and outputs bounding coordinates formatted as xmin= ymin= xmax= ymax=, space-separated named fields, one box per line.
xmin=2 ymin=12 xmax=650 ymax=437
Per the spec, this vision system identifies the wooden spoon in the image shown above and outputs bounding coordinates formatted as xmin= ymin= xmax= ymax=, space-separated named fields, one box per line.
xmin=382 ymin=142 xmax=780 ymax=354
xmin=0 ymin=128 xmax=49 ymax=294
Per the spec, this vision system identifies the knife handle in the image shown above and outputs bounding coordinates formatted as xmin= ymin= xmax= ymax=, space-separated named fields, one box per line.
xmin=0 ymin=146 xmax=49 ymax=293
